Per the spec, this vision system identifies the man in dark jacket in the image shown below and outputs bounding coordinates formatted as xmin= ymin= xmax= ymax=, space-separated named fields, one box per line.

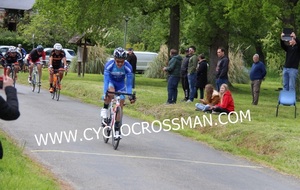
xmin=126 ymin=48 xmax=137 ymax=89
xmin=196 ymin=54 xmax=208 ymax=100
xmin=216 ymin=47 xmax=229 ymax=91
xmin=0 ymin=75 xmax=20 ymax=159
xmin=163 ymin=49 xmax=182 ymax=104
xmin=180 ymin=49 xmax=190 ymax=101
xmin=250 ymin=54 xmax=266 ymax=105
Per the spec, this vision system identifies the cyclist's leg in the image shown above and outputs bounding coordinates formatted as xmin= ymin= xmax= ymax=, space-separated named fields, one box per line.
xmin=101 ymin=83 xmax=115 ymax=120
xmin=14 ymin=63 xmax=19 ymax=79
xmin=49 ymin=68 xmax=54 ymax=92
xmin=28 ymin=62 xmax=33 ymax=80
xmin=58 ymin=63 xmax=64 ymax=82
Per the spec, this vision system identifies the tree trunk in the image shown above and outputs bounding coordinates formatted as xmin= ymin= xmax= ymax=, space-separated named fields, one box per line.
xmin=255 ymin=41 xmax=265 ymax=64
xmin=167 ymin=4 xmax=180 ymax=52
xmin=208 ymin=29 xmax=229 ymax=85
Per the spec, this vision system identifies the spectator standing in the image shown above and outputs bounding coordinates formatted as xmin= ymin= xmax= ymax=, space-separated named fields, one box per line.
xmin=280 ymin=32 xmax=300 ymax=91
xmin=187 ymin=46 xmax=198 ymax=102
xmin=163 ymin=49 xmax=182 ymax=104
xmin=195 ymin=53 xmax=208 ymax=100
xmin=180 ymin=49 xmax=190 ymax=102
xmin=216 ymin=47 xmax=229 ymax=91
xmin=249 ymin=54 xmax=266 ymax=105
xmin=126 ymin=48 xmax=137 ymax=89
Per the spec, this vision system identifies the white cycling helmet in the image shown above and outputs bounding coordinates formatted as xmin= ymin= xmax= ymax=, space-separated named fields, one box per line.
xmin=53 ymin=43 xmax=63 ymax=50
xmin=8 ymin=46 xmax=17 ymax=53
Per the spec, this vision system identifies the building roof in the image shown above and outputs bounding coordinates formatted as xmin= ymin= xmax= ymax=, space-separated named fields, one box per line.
xmin=0 ymin=0 xmax=35 ymax=10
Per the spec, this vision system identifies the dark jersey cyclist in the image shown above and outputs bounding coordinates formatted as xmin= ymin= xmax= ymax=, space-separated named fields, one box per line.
xmin=48 ymin=43 xmax=68 ymax=93
xmin=27 ymin=45 xmax=46 ymax=84
xmin=3 ymin=47 xmax=22 ymax=80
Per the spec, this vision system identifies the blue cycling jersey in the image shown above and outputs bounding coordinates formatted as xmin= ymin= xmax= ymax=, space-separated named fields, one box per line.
xmin=103 ymin=59 xmax=133 ymax=95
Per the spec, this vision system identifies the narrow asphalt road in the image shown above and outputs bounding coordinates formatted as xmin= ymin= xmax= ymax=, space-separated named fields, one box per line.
xmin=1 ymin=84 xmax=300 ymax=190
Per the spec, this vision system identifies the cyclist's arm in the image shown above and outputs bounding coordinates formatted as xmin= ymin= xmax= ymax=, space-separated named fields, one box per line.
xmin=103 ymin=69 xmax=110 ymax=95
xmin=62 ymin=57 xmax=67 ymax=69
xmin=48 ymin=56 xmax=53 ymax=68
xmin=27 ymin=54 xmax=34 ymax=65
xmin=42 ymin=51 xmax=46 ymax=61
xmin=124 ymin=62 xmax=133 ymax=94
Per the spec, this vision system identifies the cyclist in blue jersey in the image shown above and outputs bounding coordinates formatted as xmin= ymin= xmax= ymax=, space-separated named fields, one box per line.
xmin=101 ymin=47 xmax=136 ymax=138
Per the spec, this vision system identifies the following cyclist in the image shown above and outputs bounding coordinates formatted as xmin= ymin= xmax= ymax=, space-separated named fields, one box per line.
xmin=27 ymin=45 xmax=46 ymax=84
xmin=101 ymin=47 xmax=136 ymax=139
xmin=17 ymin=44 xmax=27 ymax=72
xmin=48 ymin=43 xmax=68 ymax=93
xmin=2 ymin=46 xmax=22 ymax=80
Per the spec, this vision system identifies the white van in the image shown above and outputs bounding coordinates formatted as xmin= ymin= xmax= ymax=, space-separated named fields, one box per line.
xmin=133 ymin=51 xmax=158 ymax=73
xmin=107 ymin=51 xmax=158 ymax=73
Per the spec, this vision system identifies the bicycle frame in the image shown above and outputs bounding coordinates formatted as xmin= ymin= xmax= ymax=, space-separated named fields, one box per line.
xmin=31 ymin=63 xmax=41 ymax=93
xmin=51 ymin=69 xmax=62 ymax=101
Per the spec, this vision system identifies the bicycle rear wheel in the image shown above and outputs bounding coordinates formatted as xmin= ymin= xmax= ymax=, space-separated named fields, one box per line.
xmin=112 ymin=106 xmax=122 ymax=150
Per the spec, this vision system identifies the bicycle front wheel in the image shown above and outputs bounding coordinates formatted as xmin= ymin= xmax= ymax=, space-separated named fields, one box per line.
xmin=55 ymin=76 xmax=60 ymax=101
xmin=11 ymin=70 xmax=16 ymax=87
xmin=36 ymin=73 xmax=40 ymax=93
xmin=31 ymin=74 xmax=36 ymax=92
xmin=102 ymin=124 xmax=111 ymax=143
xmin=112 ymin=106 xmax=122 ymax=150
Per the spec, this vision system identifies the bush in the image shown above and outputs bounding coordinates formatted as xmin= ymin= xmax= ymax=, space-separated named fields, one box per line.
xmin=228 ymin=45 xmax=250 ymax=84
xmin=0 ymin=28 xmax=31 ymax=51
xmin=70 ymin=44 xmax=109 ymax=74
xmin=144 ymin=45 xmax=169 ymax=79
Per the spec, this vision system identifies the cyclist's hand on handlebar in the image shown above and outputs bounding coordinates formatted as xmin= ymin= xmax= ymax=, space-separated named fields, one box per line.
xmin=128 ymin=95 xmax=136 ymax=104
xmin=48 ymin=65 xmax=53 ymax=74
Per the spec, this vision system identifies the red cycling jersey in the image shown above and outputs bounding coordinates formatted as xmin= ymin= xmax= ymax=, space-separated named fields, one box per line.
xmin=27 ymin=48 xmax=46 ymax=63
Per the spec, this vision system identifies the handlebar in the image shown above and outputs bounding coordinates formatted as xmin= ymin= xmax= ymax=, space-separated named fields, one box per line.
xmin=106 ymin=90 xmax=136 ymax=96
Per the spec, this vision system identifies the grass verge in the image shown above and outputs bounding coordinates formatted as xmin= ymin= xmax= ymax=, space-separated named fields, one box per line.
xmin=0 ymin=130 xmax=68 ymax=189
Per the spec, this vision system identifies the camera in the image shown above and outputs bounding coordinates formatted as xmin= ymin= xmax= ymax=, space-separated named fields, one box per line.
xmin=0 ymin=66 xmax=4 ymax=89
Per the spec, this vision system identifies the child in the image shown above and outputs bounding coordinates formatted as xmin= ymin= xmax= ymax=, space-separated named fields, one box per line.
xmin=195 ymin=84 xmax=220 ymax=111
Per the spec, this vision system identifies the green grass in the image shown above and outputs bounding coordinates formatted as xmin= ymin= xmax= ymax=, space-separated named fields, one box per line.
xmin=4 ymin=69 xmax=300 ymax=182
xmin=0 ymin=130 xmax=64 ymax=189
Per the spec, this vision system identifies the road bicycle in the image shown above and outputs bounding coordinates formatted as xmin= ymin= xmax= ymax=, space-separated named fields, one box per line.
xmin=101 ymin=91 xmax=136 ymax=150
xmin=50 ymin=69 xmax=65 ymax=101
xmin=5 ymin=63 xmax=17 ymax=87
xmin=30 ymin=63 xmax=41 ymax=93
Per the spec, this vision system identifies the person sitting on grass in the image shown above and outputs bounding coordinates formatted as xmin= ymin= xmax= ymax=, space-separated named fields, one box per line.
xmin=195 ymin=84 xmax=220 ymax=111
xmin=210 ymin=83 xmax=234 ymax=114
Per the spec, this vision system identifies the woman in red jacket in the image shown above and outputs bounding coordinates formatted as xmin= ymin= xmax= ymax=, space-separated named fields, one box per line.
xmin=211 ymin=83 xmax=234 ymax=114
